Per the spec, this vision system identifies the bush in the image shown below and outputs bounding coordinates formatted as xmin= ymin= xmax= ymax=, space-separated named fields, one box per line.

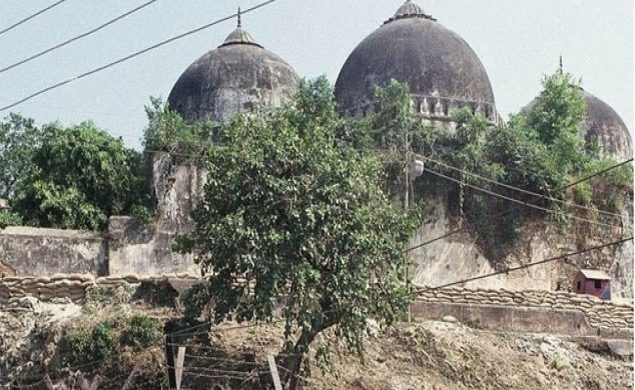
xmin=121 ymin=314 xmax=161 ymax=350
xmin=0 ymin=210 xmax=21 ymax=229
xmin=63 ymin=320 xmax=116 ymax=365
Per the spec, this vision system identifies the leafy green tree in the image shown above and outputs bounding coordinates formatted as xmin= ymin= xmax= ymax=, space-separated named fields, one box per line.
xmin=10 ymin=121 xmax=150 ymax=230
xmin=0 ymin=113 xmax=41 ymax=199
xmin=526 ymin=72 xmax=587 ymax=145
xmin=177 ymin=78 xmax=420 ymax=388
xmin=525 ymin=71 xmax=588 ymax=174
xmin=143 ymin=97 xmax=214 ymax=156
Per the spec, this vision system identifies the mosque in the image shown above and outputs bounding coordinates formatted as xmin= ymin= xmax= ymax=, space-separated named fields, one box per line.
xmin=167 ymin=0 xmax=632 ymax=161
xmin=161 ymin=0 xmax=633 ymax=296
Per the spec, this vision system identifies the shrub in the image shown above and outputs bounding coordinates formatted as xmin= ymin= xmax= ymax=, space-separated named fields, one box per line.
xmin=121 ymin=314 xmax=161 ymax=350
xmin=0 ymin=211 xmax=21 ymax=229
xmin=63 ymin=320 xmax=116 ymax=365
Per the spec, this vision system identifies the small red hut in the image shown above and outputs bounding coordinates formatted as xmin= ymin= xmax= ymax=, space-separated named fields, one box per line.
xmin=573 ymin=269 xmax=611 ymax=300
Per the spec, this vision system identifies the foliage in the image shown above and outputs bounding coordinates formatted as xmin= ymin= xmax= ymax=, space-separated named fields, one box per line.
xmin=526 ymin=72 xmax=587 ymax=147
xmin=582 ymin=158 xmax=633 ymax=210
xmin=143 ymin=97 xmax=215 ymax=157
xmin=0 ymin=114 xmax=41 ymax=199
xmin=360 ymin=72 xmax=630 ymax=245
xmin=120 ymin=314 xmax=161 ymax=350
xmin=180 ymin=283 xmax=211 ymax=324
xmin=177 ymin=77 xmax=421 ymax=387
xmin=4 ymin=120 xmax=152 ymax=230
xmin=62 ymin=320 xmax=116 ymax=365
xmin=0 ymin=210 xmax=21 ymax=229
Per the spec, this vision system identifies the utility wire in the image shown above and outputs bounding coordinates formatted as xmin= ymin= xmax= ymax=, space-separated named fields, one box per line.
xmin=0 ymin=0 xmax=277 ymax=112
xmin=424 ymin=166 xmax=621 ymax=229
xmin=0 ymin=0 xmax=66 ymax=37
xmin=422 ymin=236 xmax=633 ymax=290
xmin=0 ymin=0 xmax=159 ymax=74
xmin=402 ymin=158 xmax=633 ymax=255
xmin=424 ymin=157 xmax=628 ymax=220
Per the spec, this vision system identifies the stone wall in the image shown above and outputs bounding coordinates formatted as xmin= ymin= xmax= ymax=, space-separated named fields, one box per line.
xmin=409 ymin=194 xmax=634 ymax=302
xmin=0 ymin=227 xmax=107 ymax=277
xmin=107 ymin=154 xmax=204 ymax=276
xmin=416 ymin=286 xmax=633 ymax=338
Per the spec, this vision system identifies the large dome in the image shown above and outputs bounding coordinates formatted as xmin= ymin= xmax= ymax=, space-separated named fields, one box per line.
xmin=583 ymin=92 xmax=632 ymax=161
xmin=168 ymin=23 xmax=299 ymax=123
xmin=334 ymin=1 xmax=497 ymax=124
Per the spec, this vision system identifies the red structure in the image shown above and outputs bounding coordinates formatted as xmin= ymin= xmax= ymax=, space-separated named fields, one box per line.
xmin=573 ymin=269 xmax=611 ymax=300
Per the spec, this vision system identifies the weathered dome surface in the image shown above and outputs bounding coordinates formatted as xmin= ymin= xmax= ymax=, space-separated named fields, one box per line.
xmin=583 ymin=92 xmax=632 ymax=161
xmin=167 ymin=26 xmax=299 ymax=124
xmin=524 ymin=90 xmax=633 ymax=161
xmin=334 ymin=1 xmax=496 ymax=123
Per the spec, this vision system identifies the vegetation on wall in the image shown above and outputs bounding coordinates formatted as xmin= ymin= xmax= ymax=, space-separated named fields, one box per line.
xmin=361 ymin=72 xmax=632 ymax=240
xmin=143 ymin=97 xmax=215 ymax=158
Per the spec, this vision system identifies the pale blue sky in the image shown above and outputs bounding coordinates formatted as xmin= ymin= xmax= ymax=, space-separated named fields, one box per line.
xmin=1 ymin=0 xmax=632 ymax=149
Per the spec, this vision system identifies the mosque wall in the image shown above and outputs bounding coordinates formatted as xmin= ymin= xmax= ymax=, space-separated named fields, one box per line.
xmin=409 ymin=195 xmax=634 ymax=304
xmin=0 ymin=226 xmax=107 ymax=277
xmin=0 ymin=154 xmax=202 ymax=278
xmin=107 ymin=153 xmax=203 ymax=276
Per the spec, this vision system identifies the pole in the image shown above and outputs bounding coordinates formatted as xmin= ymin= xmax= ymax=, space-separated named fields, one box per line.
xmin=404 ymin=132 xmax=411 ymax=323
xmin=164 ymin=321 xmax=177 ymax=390
xmin=267 ymin=355 xmax=283 ymax=390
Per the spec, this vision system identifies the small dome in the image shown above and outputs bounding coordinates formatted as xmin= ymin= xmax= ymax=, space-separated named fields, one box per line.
xmin=524 ymin=90 xmax=633 ymax=161
xmin=335 ymin=1 xmax=496 ymax=123
xmin=167 ymin=25 xmax=299 ymax=124
xmin=583 ymin=91 xmax=632 ymax=161
xmin=221 ymin=27 xmax=262 ymax=47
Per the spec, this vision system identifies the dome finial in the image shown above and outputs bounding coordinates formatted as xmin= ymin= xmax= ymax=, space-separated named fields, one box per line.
xmin=237 ymin=7 xmax=242 ymax=28
xmin=384 ymin=0 xmax=436 ymax=24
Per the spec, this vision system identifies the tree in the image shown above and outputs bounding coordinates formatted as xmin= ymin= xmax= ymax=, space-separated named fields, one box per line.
xmin=143 ymin=97 xmax=215 ymax=156
xmin=0 ymin=113 xmax=41 ymax=199
xmin=177 ymin=78 xmax=420 ymax=388
xmin=9 ymin=120 xmax=150 ymax=230
xmin=525 ymin=71 xmax=588 ymax=174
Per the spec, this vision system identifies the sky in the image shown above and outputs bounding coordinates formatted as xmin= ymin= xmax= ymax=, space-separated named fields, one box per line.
xmin=0 ymin=0 xmax=633 ymax=150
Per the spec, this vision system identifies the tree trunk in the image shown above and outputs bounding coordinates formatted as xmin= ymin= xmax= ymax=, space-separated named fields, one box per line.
xmin=279 ymin=321 xmax=332 ymax=390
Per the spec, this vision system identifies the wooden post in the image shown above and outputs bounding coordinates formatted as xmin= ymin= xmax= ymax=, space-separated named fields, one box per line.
xmin=43 ymin=374 xmax=55 ymax=390
xmin=267 ymin=355 xmax=283 ymax=390
xmin=120 ymin=365 xmax=140 ymax=390
xmin=44 ymin=373 xmax=68 ymax=390
xmin=175 ymin=346 xmax=186 ymax=390
xmin=88 ymin=376 xmax=102 ymax=390
xmin=76 ymin=371 xmax=101 ymax=390
xmin=164 ymin=321 xmax=177 ymax=390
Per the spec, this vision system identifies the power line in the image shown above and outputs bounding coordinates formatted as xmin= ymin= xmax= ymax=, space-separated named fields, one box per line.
xmin=424 ymin=157 xmax=628 ymax=220
xmin=424 ymin=166 xmax=621 ymax=229
xmin=564 ymin=158 xmax=633 ymax=188
xmin=401 ymin=158 xmax=633 ymax=255
xmin=0 ymin=0 xmax=67 ymax=37
xmin=0 ymin=0 xmax=159 ymax=74
xmin=422 ymin=236 xmax=633 ymax=290
xmin=0 ymin=0 xmax=277 ymax=112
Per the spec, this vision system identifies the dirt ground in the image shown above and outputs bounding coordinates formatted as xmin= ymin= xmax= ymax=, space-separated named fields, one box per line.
xmin=1 ymin=296 xmax=632 ymax=389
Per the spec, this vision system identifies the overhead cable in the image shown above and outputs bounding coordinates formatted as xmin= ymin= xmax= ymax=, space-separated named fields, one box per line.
xmin=402 ymin=158 xmax=634 ymax=254
xmin=424 ymin=166 xmax=621 ymax=229
xmin=423 ymin=236 xmax=633 ymax=290
xmin=0 ymin=0 xmax=276 ymax=112
xmin=0 ymin=0 xmax=159 ymax=74
xmin=0 ymin=0 xmax=66 ymax=37
xmin=424 ymin=157 xmax=628 ymax=220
